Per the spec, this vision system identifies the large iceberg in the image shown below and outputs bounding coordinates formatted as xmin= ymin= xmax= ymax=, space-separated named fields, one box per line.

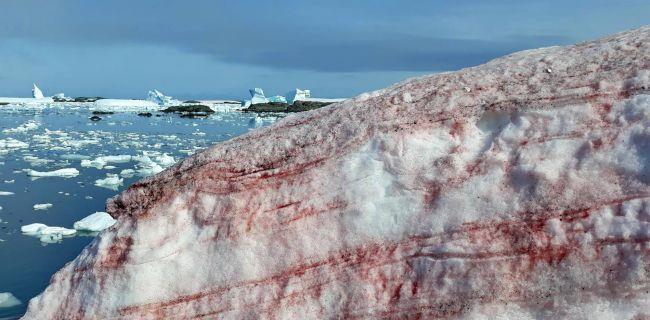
xmin=147 ymin=89 xmax=177 ymax=106
xmin=242 ymin=87 xmax=269 ymax=107
xmin=0 ymin=83 xmax=53 ymax=104
xmin=285 ymin=88 xmax=311 ymax=104
xmin=32 ymin=84 xmax=44 ymax=99
xmin=286 ymin=88 xmax=345 ymax=104
xmin=22 ymin=26 xmax=650 ymax=319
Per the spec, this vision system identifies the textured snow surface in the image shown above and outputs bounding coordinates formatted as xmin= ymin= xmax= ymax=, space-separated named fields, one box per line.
xmin=23 ymin=27 xmax=650 ymax=319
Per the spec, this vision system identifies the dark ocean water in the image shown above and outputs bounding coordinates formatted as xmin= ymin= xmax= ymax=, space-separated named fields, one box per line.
xmin=0 ymin=106 xmax=279 ymax=319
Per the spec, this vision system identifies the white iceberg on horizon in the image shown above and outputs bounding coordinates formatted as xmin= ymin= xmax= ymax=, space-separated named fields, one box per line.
xmin=147 ymin=89 xmax=177 ymax=106
xmin=32 ymin=84 xmax=44 ymax=99
xmin=243 ymin=87 xmax=269 ymax=107
xmin=286 ymin=88 xmax=310 ymax=104
xmin=286 ymin=88 xmax=345 ymax=104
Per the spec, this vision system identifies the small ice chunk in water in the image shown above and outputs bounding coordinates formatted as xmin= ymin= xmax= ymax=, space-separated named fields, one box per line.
xmin=81 ymin=155 xmax=132 ymax=169
xmin=21 ymin=223 xmax=76 ymax=243
xmin=33 ymin=203 xmax=53 ymax=210
xmin=39 ymin=226 xmax=76 ymax=236
xmin=155 ymin=154 xmax=176 ymax=167
xmin=73 ymin=212 xmax=116 ymax=232
xmin=120 ymin=169 xmax=135 ymax=178
xmin=94 ymin=174 xmax=124 ymax=190
xmin=21 ymin=223 xmax=48 ymax=234
xmin=26 ymin=168 xmax=80 ymax=178
xmin=0 ymin=191 xmax=14 ymax=196
xmin=0 ymin=292 xmax=21 ymax=309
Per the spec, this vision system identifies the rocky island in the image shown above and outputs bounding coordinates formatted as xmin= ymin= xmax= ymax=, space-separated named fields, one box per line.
xmin=22 ymin=26 xmax=650 ymax=319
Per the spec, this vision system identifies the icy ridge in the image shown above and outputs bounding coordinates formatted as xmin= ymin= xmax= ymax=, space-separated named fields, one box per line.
xmin=23 ymin=26 xmax=650 ymax=319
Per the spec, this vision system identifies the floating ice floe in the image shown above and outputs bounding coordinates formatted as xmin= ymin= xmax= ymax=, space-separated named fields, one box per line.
xmin=0 ymin=138 xmax=29 ymax=150
xmin=61 ymin=154 xmax=91 ymax=161
xmin=23 ymin=155 xmax=54 ymax=167
xmin=2 ymin=120 xmax=40 ymax=134
xmin=33 ymin=203 xmax=53 ymax=211
xmin=81 ymin=155 xmax=132 ymax=169
xmin=26 ymin=168 xmax=79 ymax=178
xmin=73 ymin=212 xmax=116 ymax=232
xmin=0 ymin=191 xmax=14 ymax=196
xmin=0 ymin=292 xmax=21 ymax=309
xmin=119 ymin=169 xmax=135 ymax=178
xmin=92 ymin=99 xmax=160 ymax=112
xmin=21 ymin=223 xmax=76 ymax=243
xmin=94 ymin=174 xmax=123 ymax=190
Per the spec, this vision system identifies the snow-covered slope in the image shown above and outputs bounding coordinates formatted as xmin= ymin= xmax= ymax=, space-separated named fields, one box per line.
xmin=23 ymin=26 xmax=650 ymax=319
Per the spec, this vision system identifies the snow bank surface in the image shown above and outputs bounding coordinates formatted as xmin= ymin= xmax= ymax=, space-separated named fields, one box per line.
xmin=23 ymin=26 xmax=650 ymax=319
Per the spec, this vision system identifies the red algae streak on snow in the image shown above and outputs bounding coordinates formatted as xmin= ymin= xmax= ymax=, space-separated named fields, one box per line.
xmin=21 ymin=27 xmax=650 ymax=319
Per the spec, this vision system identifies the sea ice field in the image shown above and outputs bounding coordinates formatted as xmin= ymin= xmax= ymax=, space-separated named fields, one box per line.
xmin=0 ymin=103 xmax=280 ymax=318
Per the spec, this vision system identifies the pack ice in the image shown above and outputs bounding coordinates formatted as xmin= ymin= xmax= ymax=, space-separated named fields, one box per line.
xmin=23 ymin=27 xmax=650 ymax=319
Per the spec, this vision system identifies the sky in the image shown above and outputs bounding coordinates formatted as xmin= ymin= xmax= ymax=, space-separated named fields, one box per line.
xmin=0 ymin=0 xmax=648 ymax=100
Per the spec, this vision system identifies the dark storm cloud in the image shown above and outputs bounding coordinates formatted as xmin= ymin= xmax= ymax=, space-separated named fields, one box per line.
xmin=0 ymin=0 xmax=572 ymax=72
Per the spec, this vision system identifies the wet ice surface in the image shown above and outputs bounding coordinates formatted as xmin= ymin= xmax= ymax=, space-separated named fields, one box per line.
xmin=0 ymin=106 xmax=281 ymax=318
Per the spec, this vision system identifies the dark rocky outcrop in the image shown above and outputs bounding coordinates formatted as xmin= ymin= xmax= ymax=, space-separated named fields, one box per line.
xmin=161 ymin=105 xmax=214 ymax=114
xmin=244 ymin=101 xmax=334 ymax=113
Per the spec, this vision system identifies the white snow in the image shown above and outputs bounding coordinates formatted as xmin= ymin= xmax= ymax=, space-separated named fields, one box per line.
xmin=21 ymin=26 xmax=650 ymax=320
xmin=0 ymin=292 xmax=21 ymax=309
xmin=33 ymin=203 xmax=53 ymax=211
xmin=73 ymin=212 xmax=116 ymax=232
xmin=26 ymin=168 xmax=79 ymax=178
